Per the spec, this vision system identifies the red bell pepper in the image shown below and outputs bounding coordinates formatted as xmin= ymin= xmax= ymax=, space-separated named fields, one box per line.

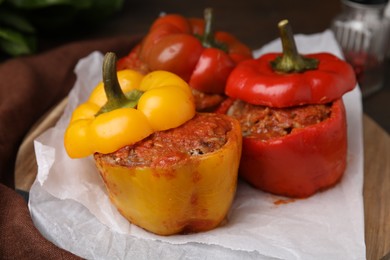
xmin=119 ymin=8 xmax=252 ymax=95
xmin=225 ymin=21 xmax=356 ymax=108
xmin=239 ymin=99 xmax=347 ymax=198
xmin=224 ymin=20 xmax=356 ymax=198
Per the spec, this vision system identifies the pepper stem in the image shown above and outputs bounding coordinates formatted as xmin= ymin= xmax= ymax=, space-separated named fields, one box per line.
xmin=270 ymin=20 xmax=318 ymax=73
xmin=202 ymin=8 xmax=214 ymax=48
xmin=198 ymin=8 xmax=227 ymax=52
xmin=96 ymin=52 xmax=143 ymax=115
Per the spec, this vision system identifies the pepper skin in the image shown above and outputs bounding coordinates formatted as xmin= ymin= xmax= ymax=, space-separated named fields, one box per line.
xmin=225 ymin=52 xmax=356 ymax=108
xmin=64 ymin=52 xmax=195 ymax=158
xmin=119 ymin=8 xmax=252 ymax=95
xmin=239 ymin=99 xmax=347 ymax=198
xmin=116 ymin=44 xmax=148 ymax=73
xmin=225 ymin=19 xmax=355 ymax=108
xmin=94 ymin=114 xmax=242 ymax=235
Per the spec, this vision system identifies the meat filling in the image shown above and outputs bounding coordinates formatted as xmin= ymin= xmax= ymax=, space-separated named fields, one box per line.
xmin=228 ymin=100 xmax=331 ymax=140
xmin=94 ymin=114 xmax=232 ymax=168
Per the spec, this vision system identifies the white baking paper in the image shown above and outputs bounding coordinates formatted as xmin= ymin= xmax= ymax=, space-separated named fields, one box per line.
xmin=28 ymin=30 xmax=366 ymax=260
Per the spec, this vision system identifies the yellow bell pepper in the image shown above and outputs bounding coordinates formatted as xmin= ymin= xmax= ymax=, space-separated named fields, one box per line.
xmin=94 ymin=113 xmax=242 ymax=236
xmin=64 ymin=52 xmax=196 ymax=158
xmin=65 ymin=52 xmax=242 ymax=236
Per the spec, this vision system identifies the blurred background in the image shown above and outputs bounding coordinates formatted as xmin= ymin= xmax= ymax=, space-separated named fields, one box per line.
xmin=1 ymin=0 xmax=389 ymax=132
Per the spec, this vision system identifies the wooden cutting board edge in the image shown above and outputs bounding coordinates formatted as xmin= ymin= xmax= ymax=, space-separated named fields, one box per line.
xmin=15 ymin=97 xmax=68 ymax=191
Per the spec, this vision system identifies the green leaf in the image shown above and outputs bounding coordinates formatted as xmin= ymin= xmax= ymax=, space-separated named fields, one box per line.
xmin=0 ymin=10 xmax=35 ymax=33
xmin=0 ymin=27 xmax=36 ymax=56
xmin=5 ymin=0 xmax=92 ymax=9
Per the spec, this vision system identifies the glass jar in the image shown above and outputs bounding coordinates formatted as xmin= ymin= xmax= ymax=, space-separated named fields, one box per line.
xmin=385 ymin=2 xmax=390 ymax=58
xmin=331 ymin=0 xmax=390 ymax=98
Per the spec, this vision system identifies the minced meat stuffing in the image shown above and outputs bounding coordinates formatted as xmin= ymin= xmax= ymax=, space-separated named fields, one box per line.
xmin=94 ymin=113 xmax=232 ymax=168
xmin=228 ymin=100 xmax=331 ymax=140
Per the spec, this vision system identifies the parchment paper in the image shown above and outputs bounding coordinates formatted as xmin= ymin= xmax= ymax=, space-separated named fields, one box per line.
xmin=29 ymin=30 xmax=366 ymax=260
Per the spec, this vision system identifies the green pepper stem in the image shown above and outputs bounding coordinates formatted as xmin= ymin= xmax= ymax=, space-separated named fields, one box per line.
xmin=202 ymin=8 xmax=214 ymax=47
xmin=96 ymin=52 xmax=143 ymax=115
xmin=270 ymin=19 xmax=318 ymax=73
xmin=199 ymin=8 xmax=227 ymax=52
xmin=103 ymin=52 xmax=128 ymax=106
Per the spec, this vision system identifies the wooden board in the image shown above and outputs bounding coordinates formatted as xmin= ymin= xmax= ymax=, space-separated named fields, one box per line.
xmin=362 ymin=115 xmax=390 ymax=260
xmin=14 ymin=98 xmax=390 ymax=260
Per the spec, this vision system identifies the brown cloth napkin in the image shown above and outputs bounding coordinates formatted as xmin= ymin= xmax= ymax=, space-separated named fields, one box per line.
xmin=0 ymin=35 xmax=140 ymax=259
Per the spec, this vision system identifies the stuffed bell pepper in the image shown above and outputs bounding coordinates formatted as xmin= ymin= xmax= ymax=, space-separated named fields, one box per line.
xmin=117 ymin=8 xmax=253 ymax=111
xmin=64 ymin=52 xmax=242 ymax=235
xmin=223 ymin=20 xmax=356 ymax=198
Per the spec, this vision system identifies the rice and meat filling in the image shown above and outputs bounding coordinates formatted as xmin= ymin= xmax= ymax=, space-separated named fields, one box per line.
xmin=229 ymin=100 xmax=331 ymax=140
xmin=95 ymin=113 xmax=232 ymax=168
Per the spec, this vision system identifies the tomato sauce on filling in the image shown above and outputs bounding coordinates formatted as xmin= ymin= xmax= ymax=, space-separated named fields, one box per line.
xmin=95 ymin=114 xmax=232 ymax=168
xmin=228 ymin=100 xmax=331 ymax=140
